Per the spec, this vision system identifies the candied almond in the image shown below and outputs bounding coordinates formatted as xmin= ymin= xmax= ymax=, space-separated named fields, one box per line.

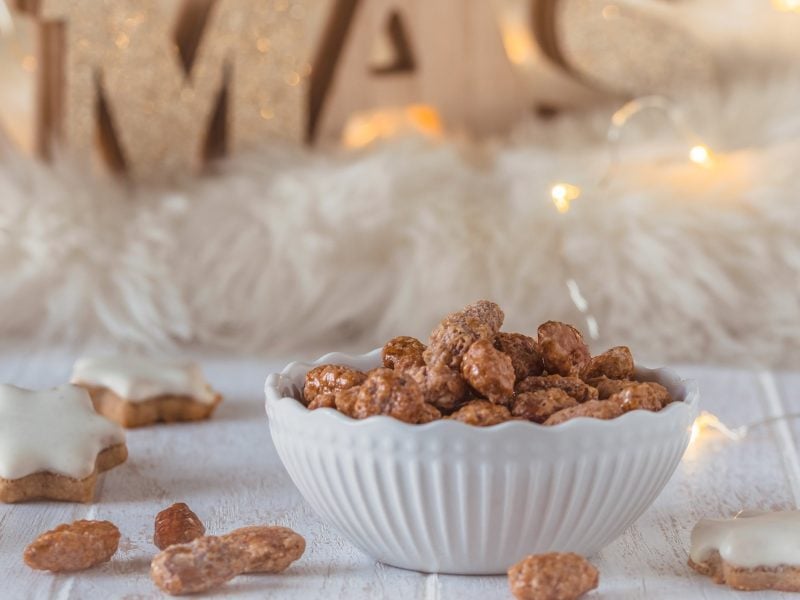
xmin=24 ymin=520 xmax=120 ymax=572
xmin=334 ymin=386 xmax=359 ymax=415
xmin=154 ymin=503 xmax=206 ymax=550
xmin=610 ymin=382 xmax=672 ymax=413
xmin=382 ymin=336 xmax=426 ymax=371
xmin=461 ymin=339 xmax=515 ymax=406
xmin=516 ymin=374 xmax=597 ymax=403
xmin=580 ymin=346 xmax=634 ymax=381
xmin=307 ymin=392 xmax=337 ymax=410
xmin=494 ymin=332 xmax=543 ymax=381
xmin=303 ymin=364 xmax=366 ymax=405
xmin=448 ymin=400 xmax=511 ymax=427
xmin=424 ymin=300 xmax=504 ymax=370
xmin=537 ymin=321 xmax=590 ymax=377
xmin=512 ymin=389 xmax=578 ymax=424
xmin=150 ymin=535 xmax=247 ymax=595
xmin=461 ymin=300 xmax=505 ymax=333
xmin=339 ymin=368 xmax=427 ymax=424
xmin=508 ymin=552 xmax=598 ymax=600
xmin=544 ymin=399 xmax=624 ymax=426
xmin=586 ymin=376 xmax=635 ymax=399
xmin=417 ymin=403 xmax=443 ymax=424
xmin=221 ymin=526 xmax=305 ymax=574
xmin=405 ymin=363 xmax=468 ymax=412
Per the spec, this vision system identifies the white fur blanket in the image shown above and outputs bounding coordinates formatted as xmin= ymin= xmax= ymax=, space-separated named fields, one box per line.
xmin=1 ymin=74 xmax=799 ymax=367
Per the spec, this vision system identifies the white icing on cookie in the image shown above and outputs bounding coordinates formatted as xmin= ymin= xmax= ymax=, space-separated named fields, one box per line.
xmin=70 ymin=356 xmax=216 ymax=404
xmin=0 ymin=384 xmax=125 ymax=480
xmin=690 ymin=510 xmax=800 ymax=569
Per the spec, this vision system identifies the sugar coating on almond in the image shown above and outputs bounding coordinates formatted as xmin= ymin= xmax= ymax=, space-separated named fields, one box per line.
xmin=303 ymin=364 xmax=366 ymax=404
xmin=508 ymin=552 xmax=598 ymax=600
xmin=24 ymin=520 xmax=120 ymax=572
xmin=516 ymin=374 xmax=598 ymax=403
xmin=544 ymin=399 xmax=624 ymax=426
xmin=581 ymin=346 xmax=634 ymax=381
xmin=449 ymin=399 xmax=512 ymax=426
xmin=537 ymin=321 xmax=591 ymax=377
xmin=494 ymin=332 xmax=543 ymax=381
xmin=460 ymin=339 xmax=515 ymax=405
xmin=221 ymin=526 xmax=305 ymax=573
xmin=424 ymin=300 xmax=504 ymax=370
xmin=382 ymin=336 xmax=426 ymax=371
xmin=512 ymin=389 xmax=578 ymax=424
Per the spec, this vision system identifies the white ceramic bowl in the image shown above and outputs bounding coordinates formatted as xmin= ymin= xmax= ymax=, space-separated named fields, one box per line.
xmin=265 ymin=349 xmax=699 ymax=575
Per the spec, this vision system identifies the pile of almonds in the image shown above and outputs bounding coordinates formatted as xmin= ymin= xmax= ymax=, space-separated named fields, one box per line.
xmin=23 ymin=502 xmax=305 ymax=596
xmin=303 ymin=300 xmax=675 ymax=426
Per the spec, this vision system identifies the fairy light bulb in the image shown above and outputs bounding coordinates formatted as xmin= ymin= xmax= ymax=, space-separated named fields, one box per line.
xmin=689 ymin=411 xmax=746 ymax=447
xmin=550 ymin=183 xmax=582 ymax=214
xmin=689 ymin=144 xmax=714 ymax=168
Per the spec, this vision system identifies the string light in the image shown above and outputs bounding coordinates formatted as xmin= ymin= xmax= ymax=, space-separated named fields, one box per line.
xmin=606 ymin=95 xmax=713 ymax=169
xmin=690 ymin=411 xmax=745 ymax=446
xmin=547 ymin=95 xmax=716 ymax=341
xmin=550 ymin=182 xmax=581 ymax=213
xmin=688 ymin=410 xmax=800 ymax=450
xmin=689 ymin=144 xmax=714 ymax=168
xmin=549 ymin=95 xmax=716 ymax=215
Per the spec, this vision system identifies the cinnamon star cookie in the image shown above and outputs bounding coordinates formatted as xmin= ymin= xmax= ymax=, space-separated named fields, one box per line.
xmin=689 ymin=510 xmax=800 ymax=592
xmin=0 ymin=384 xmax=127 ymax=503
xmin=71 ymin=356 xmax=222 ymax=428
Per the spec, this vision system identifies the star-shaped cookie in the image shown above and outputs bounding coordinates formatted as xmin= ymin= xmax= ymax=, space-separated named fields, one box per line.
xmin=689 ymin=510 xmax=800 ymax=592
xmin=71 ymin=356 xmax=222 ymax=428
xmin=0 ymin=384 xmax=127 ymax=503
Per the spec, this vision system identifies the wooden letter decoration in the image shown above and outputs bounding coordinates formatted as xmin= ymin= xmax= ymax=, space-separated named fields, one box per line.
xmin=317 ymin=0 xmax=530 ymax=141
xmin=12 ymin=0 xmax=652 ymax=178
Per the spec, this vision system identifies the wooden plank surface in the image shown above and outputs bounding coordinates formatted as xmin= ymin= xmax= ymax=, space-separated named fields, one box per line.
xmin=0 ymin=349 xmax=797 ymax=599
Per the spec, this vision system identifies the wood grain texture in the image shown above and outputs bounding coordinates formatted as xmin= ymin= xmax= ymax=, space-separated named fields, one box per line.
xmin=0 ymin=350 xmax=797 ymax=598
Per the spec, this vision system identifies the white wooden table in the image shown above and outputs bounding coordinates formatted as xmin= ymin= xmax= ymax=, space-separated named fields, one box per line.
xmin=1 ymin=348 xmax=798 ymax=599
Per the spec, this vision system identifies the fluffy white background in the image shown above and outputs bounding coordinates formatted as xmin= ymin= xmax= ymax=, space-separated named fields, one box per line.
xmin=1 ymin=72 xmax=799 ymax=367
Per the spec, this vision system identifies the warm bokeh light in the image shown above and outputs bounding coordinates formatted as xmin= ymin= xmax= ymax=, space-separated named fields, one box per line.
xmin=689 ymin=144 xmax=714 ymax=168
xmin=550 ymin=182 xmax=582 ymax=213
xmin=772 ymin=0 xmax=800 ymax=13
xmin=342 ymin=105 xmax=443 ymax=149
xmin=689 ymin=411 xmax=744 ymax=447
xmin=500 ymin=21 xmax=536 ymax=65
xmin=602 ymin=4 xmax=621 ymax=20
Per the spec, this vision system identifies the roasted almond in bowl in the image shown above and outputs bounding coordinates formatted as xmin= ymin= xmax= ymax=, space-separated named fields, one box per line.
xmin=264 ymin=301 xmax=699 ymax=574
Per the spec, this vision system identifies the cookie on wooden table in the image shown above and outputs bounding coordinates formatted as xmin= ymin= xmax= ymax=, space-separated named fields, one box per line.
xmin=0 ymin=384 xmax=127 ymax=503
xmin=689 ymin=510 xmax=800 ymax=592
xmin=71 ymin=356 xmax=222 ymax=428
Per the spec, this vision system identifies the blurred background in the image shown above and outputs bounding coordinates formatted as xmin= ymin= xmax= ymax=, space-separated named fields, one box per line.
xmin=0 ymin=0 xmax=798 ymax=367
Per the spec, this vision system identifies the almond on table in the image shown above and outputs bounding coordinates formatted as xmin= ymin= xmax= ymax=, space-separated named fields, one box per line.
xmin=221 ymin=526 xmax=306 ymax=573
xmin=154 ymin=502 xmax=206 ymax=550
xmin=151 ymin=535 xmax=246 ymax=596
xmin=150 ymin=524 xmax=306 ymax=595
xmin=508 ymin=552 xmax=599 ymax=600
xmin=24 ymin=520 xmax=120 ymax=572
